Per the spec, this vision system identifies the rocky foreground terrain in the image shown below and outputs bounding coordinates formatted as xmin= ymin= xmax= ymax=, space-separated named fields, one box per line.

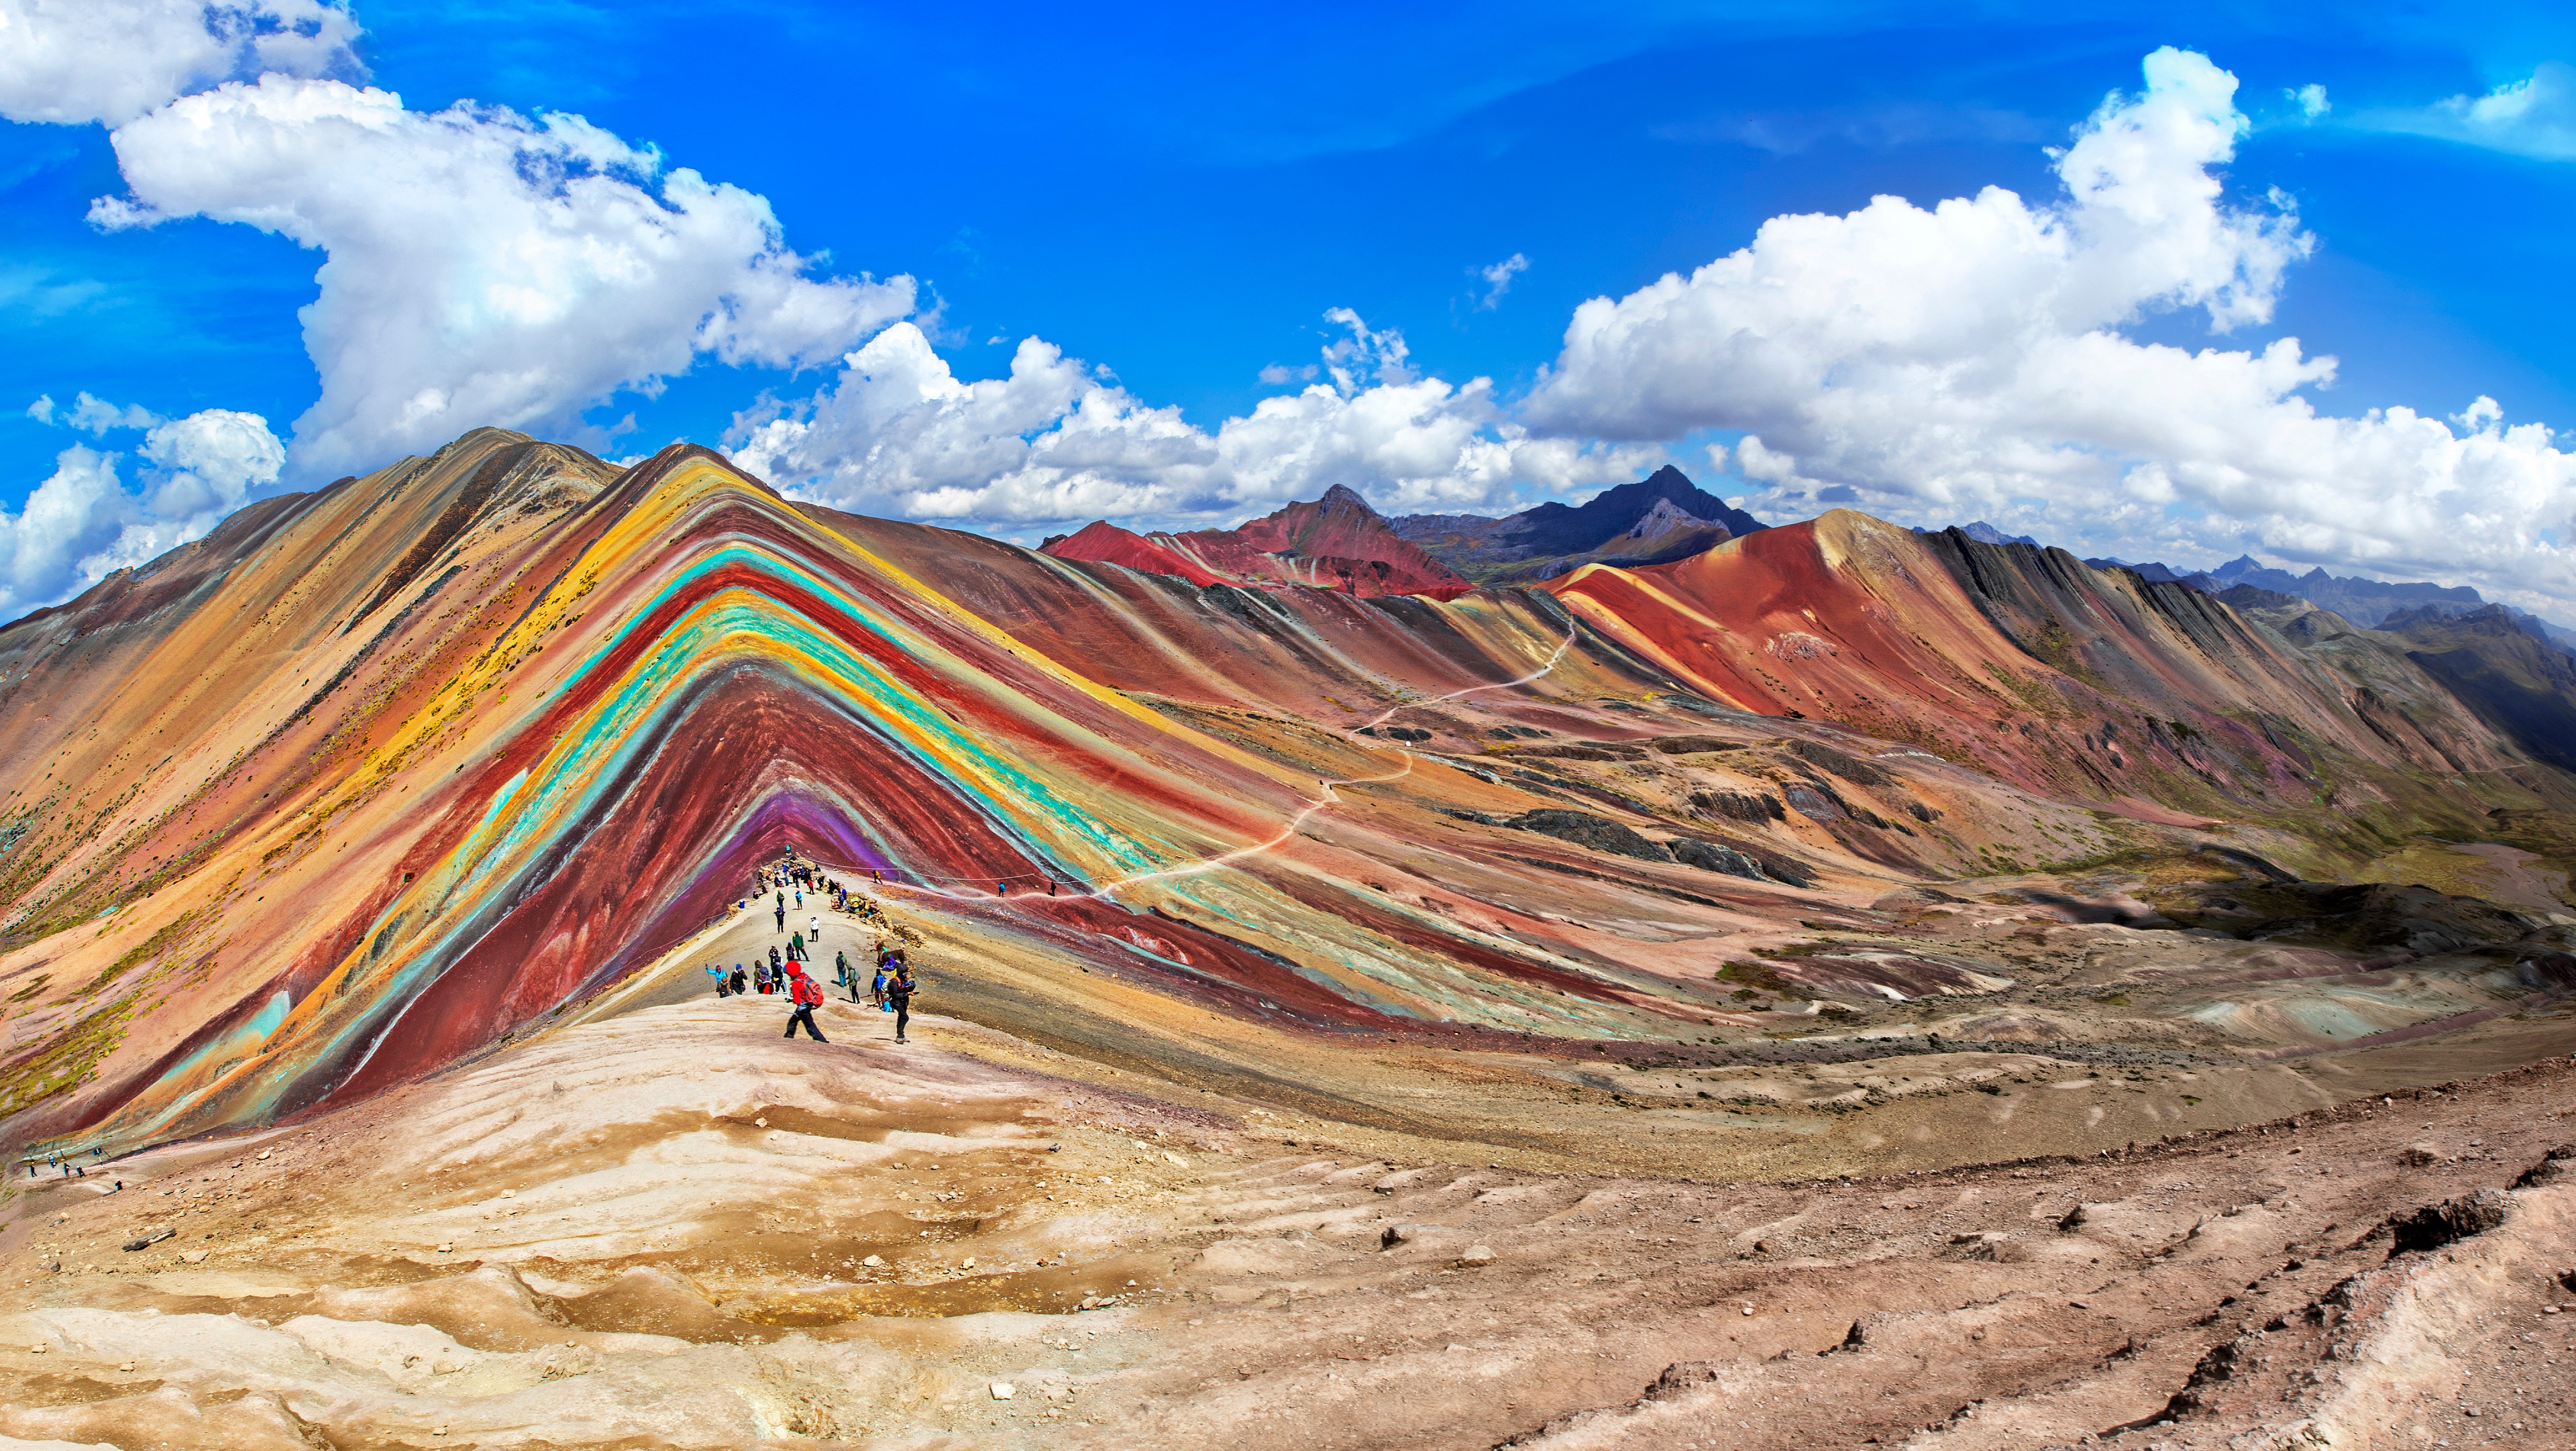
xmin=1 ymin=929 xmax=2571 ymax=1450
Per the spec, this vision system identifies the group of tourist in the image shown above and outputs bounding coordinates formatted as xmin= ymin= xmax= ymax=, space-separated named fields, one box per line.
xmin=708 ymin=849 xmax=920 ymax=1044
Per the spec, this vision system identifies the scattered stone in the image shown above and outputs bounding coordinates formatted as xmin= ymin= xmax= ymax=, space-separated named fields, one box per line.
xmin=991 ymin=1383 xmax=1016 ymax=1401
xmin=121 ymin=1227 xmax=175 ymax=1252
xmin=1458 ymin=1244 xmax=1496 ymax=1267
xmin=861 ymin=1254 xmax=882 ymax=1267
xmin=2397 ymin=1144 xmax=2440 ymax=1167
xmin=2057 ymin=1204 xmax=2088 ymax=1232
xmin=1648 ymin=1361 xmax=1724 ymax=1397
xmin=180 ymin=1250 xmax=208 ymax=1265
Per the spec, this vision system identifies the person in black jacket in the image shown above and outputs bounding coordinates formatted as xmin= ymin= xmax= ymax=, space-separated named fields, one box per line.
xmin=884 ymin=965 xmax=917 ymax=1044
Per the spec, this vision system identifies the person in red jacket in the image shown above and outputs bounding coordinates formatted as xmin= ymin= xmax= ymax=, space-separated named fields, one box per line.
xmin=784 ymin=965 xmax=828 ymax=1042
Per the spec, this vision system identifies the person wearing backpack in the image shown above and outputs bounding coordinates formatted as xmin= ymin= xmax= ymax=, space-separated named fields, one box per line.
xmin=784 ymin=966 xmax=828 ymax=1041
xmin=884 ymin=964 xmax=917 ymax=1044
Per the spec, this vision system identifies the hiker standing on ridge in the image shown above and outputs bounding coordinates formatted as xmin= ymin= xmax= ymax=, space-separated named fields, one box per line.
xmin=784 ymin=965 xmax=828 ymax=1041
xmin=788 ymin=930 xmax=806 ymax=964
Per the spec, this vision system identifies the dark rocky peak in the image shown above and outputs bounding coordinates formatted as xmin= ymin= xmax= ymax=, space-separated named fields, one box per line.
xmin=1507 ymin=466 xmax=1764 ymax=554
xmin=1314 ymin=482 xmax=1379 ymax=516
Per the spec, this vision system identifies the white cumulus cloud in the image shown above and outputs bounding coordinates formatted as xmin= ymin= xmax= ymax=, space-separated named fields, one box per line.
xmin=0 ymin=0 xmax=361 ymax=126
xmin=731 ymin=311 xmax=1656 ymax=529
xmin=1521 ymin=46 xmax=2576 ymax=612
xmin=1 ymin=404 xmax=285 ymax=619
xmin=94 ymin=76 xmax=916 ymax=479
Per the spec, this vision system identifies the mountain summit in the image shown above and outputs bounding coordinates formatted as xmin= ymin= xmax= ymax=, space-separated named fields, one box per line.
xmin=1389 ymin=464 xmax=1766 ymax=581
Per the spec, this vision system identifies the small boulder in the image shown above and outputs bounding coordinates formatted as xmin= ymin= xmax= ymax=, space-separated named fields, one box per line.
xmin=991 ymin=1383 xmax=1016 ymax=1401
xmin=1457 ymin=1244 xmax=1496 ymax=1267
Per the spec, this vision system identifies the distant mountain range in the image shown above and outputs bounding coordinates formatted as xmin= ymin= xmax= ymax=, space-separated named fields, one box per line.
xmin=1389 ymin=464 xmax=1768 ymax=582
xmin=1043 ymin=464 xmax=1770 ymax=592
xmin=2067 ymin=550 xmax=2576 ymax=652
xmin=1040 ymin=483 xmax=1471 ymax=597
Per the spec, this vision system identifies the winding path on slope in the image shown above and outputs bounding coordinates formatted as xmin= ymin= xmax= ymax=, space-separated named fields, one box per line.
xmin=872 ymin=625 xmax=1583 ymax=905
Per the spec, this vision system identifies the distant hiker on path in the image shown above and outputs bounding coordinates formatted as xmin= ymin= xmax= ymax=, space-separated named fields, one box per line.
xmin=784 ymin=966 xmax=828 ymax=1041
xmin=788 ymin=930 xmax=806 ymax=963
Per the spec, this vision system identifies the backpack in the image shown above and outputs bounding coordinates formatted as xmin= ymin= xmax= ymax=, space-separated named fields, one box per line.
xmin=791 ymin=974 xmax=822 ymax=1007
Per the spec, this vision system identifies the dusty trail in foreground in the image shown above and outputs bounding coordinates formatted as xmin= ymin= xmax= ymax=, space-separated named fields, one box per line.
xmin=1 ymin=977 xmax=2573 ymax=1450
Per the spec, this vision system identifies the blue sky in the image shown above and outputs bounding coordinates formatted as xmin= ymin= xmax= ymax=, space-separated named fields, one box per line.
xmin=4 ymin=1 xmax=2575 ymax=617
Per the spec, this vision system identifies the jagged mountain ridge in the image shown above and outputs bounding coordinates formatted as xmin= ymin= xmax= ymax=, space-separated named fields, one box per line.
xmin=1552 ymin=517 xmax=2553 ymax=833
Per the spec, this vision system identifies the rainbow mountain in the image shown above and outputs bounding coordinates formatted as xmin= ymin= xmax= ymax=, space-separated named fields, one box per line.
xmin=2 ymin=429 xmax=2569 ymax=1159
